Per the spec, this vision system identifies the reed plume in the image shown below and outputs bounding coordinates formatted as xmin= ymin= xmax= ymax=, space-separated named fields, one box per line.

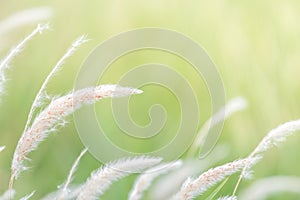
xmin=10 ymin=85 xmax=142 ymax=185
xmin=77 ymin=156 xmax=162 ymax=200
xmin=172 ymin=157 xmax=259 ymax=200
xmin=129 ymin=160 xmax=182 ymax=200
xmin=233 ymin=119 xmax=300 ymax=195
xmin=10 ymin=35 xmax=88 ymax=187
xmin=0 ymin=24 xmax=49 ymax=95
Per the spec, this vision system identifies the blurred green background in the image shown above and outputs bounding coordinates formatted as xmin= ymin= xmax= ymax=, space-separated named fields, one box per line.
xmin=0 ymin=0 xmax=300 ymax=199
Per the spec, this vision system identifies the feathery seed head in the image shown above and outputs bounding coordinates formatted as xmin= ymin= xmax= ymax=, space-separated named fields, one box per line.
xmin=77 ymin=156 xmax=162 ymax=200
xmin=173 ymin=157 xmax=259 ymax=200
xmin=11 ymin=84 xmax=143 ymax=180
xmin=129 ymin=160 xmax=182 ymax=200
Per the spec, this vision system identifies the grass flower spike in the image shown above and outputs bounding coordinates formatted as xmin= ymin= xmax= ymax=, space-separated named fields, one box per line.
xmin=11 ymin=85 xmax=143 ymax=182
xmin=77 ymin=156 xmax=162 ymax=200
xmin=0 ymin=24 xmax=48 ymax=95
xmin=22 ymin=35 xmax=88 ymax=136
xmin=172 ymin=157 xmax=259 ymax=200
xmin=233 ymin=119 xmax=300 ymax=195
xmin=251 ymin=119 xmax=300 ymax=156
xmin=9 ymin=34 xmax=87 ymax=188
xmin=129 ymin=160 xmax=182 ymax=200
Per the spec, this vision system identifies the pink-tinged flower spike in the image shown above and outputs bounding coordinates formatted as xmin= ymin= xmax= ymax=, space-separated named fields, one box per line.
xmin=77 ymin=156 xmax=162 ymax=200
xmin=22 ymin=35 xmax=88 ymax=135
xmin=11 ymin=85 xmax=142 ymax=185
xmin=9 ymin=34 xmax=87 ymax=190
xmin=172 ymin=157 xmax=260 ymax=200
xmin=150 ymin=144 xmax=230 ymax=200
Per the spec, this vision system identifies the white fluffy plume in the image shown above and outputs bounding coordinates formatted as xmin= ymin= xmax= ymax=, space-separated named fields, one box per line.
xmin=77 ymin=156 xmax=162 ymax=200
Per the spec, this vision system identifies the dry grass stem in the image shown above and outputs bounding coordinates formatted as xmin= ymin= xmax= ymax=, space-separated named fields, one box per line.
xmin=19 ymin=191 xmax=35 ymax=200
xmin=57 ymin=148 xmax=88 ymax=200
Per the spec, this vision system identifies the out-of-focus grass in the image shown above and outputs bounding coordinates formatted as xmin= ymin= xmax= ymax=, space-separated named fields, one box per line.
xmin=0 ymin=1 xmax=300 ymax=199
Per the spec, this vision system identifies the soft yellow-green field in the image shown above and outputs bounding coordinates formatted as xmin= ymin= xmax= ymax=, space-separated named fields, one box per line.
xmin=1 ymin=1 xmax=300 ymax=199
